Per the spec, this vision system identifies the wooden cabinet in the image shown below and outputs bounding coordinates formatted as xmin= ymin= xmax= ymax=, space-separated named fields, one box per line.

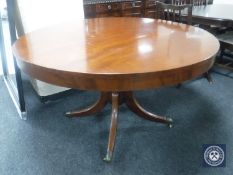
xmin=121 ymin=1 xmax=144 ymax=17
xmin=84 ymin=4 xmax=96 ymax=18
xmin=144 ymin=0 xmax=156 ymax=18
xmin=83 ymin=0 xmax=212 ymax=19
xmin=83 ymin=0 xmax=171 ymax=19
xmin=96 ymin=3 xmax=121 ymax=17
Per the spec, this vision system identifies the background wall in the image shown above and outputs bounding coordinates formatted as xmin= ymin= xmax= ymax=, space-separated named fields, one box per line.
xmin=17 ymin=0 xmax=84 ymax=33
xmin=13 ymin=0 xmax=84 ymax=96
xmin=214 ymin=0 xmax=233 ymax=4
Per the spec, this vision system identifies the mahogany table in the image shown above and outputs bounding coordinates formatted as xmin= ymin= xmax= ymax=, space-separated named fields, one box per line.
xmin=192 ymin=4 xmax=233 ymax=27
xmin=12 ymin=17 xmax=219 ymax=161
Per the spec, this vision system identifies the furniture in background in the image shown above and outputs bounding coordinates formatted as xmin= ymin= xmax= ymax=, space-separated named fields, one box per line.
xmin=88 ymin=0 xmax=146 ymax=17
xmin=192 ymin=0 xmax=208 ymax=5
xmin=156 ymin=1 xmax=192 ymax=24
xmin=121 ymin=0 xmax=144 ymax=17
xmin=84 ymin=0 xmax=167 ymax=18
xmin=13 ymin=17 xmax=219 ymax=162
xmin=190 ymin=3 xmax=233 ymax=70
xmin=144 ymin=0 xmax=168 ymax=18
xmin=172 ymin=0 xmax=192 ymax=5
xmin=216 ymin=30 xmax=233 ymax=70
xmin=172 ymin=0 xmax=213 ymax=5
xmin=144 ymin=0 xmax=157 ymax=17
xmin=84 ymin=0 xmax=122 ymax=18
xmin=83 ymin=0 xmax=214 ymax=19
xmin=191 ymin=4 xmax=233 ymax=27
xmin=155 ymin=1 xmax=213 ymax=82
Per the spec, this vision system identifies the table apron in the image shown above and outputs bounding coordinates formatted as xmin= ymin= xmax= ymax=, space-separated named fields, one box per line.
xmin=16 ymin=56 xmax=215 ymax=92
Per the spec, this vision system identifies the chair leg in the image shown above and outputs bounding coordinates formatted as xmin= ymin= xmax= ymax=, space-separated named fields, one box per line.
xmin=219 ymin=47 xmax=225 ymax=61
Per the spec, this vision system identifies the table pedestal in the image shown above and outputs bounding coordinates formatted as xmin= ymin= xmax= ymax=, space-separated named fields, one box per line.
xmin=66 ymin=91 xmax=173 ymax=161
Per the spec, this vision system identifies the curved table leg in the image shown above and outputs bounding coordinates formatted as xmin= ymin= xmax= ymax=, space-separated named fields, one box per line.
xmin=65 ymin=92 xmax=110 ymax=117
xmin=123 ymin=92 xmax=173 ymax=126
xmin=66 ymin=91 xmax=173 ymax=162
xmin=104 ymin=92 xmax=119 ymax=162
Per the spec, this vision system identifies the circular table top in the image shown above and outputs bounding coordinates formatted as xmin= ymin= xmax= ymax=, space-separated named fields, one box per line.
xmin=13 ymin=17 xmax=220 ymax=91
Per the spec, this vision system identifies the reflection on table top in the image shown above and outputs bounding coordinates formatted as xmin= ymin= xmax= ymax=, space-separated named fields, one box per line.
xmin=13 ymin=18 xmax=219 ymax=75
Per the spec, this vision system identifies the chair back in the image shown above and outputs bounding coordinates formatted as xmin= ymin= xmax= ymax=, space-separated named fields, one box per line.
xmin=172 ymin=0 xmax=191 ymax=5
xmin=156 ymin=1 xmax=192 ymax=25
xmin=172 ymin=0 xmax=207 ymax=5
xmin=193 ymin=0 xmax=207 ymax=6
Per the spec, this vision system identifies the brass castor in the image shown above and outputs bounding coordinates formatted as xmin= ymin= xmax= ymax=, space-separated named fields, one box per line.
xmin=103 ymin=153 xmax=112 ymax=162
xmin=168 ymin=123 xmax=173 ymax=128
xmin=167 ymin=118 xmax=173 ymax=128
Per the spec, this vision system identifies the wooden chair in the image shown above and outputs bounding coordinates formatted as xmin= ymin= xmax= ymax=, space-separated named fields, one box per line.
xmin=172 ymin=0 xmax=207 ymax=5
xmin=156 ymin=1 xmax=192 ymax=25
xmin=216 ymin=30 xmax=233 ymax=70
xmin=144 ymin=0 xmax=167 ymax=18
xmin=193 ymin=0 xmax=207 ymax=6
xmin=172 ymin=0 xmax=191 ymax=5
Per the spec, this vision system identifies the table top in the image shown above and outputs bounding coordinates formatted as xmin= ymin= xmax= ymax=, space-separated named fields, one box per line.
xmin=192 ymin=4 xmax=233 ymax=25
xmin=13 ymin=18 xmax=219 ymax=91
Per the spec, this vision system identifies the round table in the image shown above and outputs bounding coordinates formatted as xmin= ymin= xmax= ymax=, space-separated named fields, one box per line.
xmin=13 ymin=17 xmax=220 ymax=161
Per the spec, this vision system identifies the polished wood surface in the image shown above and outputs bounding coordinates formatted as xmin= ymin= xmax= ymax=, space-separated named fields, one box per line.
xmin=66 ymin=92 xmax=109 ymax=116
xmin=13 ymin=17 xmax=219 ymax=161
xmin=104 ymin=92 xmax=119 ymax=162
xmin=13 ymin=17 xmax=219 ymax=91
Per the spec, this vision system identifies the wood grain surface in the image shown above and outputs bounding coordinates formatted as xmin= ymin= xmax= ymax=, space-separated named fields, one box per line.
xmin=13 ymin=17 xmax=219 ymax=91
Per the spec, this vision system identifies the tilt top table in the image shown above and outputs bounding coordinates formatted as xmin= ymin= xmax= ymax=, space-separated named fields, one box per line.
xmin=12 ymin=17 xmax=219 ymax=161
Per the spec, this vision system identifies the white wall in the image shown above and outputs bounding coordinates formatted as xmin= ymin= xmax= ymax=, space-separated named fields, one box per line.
xmin=14 ymin=0 xmax=84 ymax=96
xmin=213 ymin=0 xmax=233 ymax=4
xmin=17 ymin=0 xmax=84 ymax=33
